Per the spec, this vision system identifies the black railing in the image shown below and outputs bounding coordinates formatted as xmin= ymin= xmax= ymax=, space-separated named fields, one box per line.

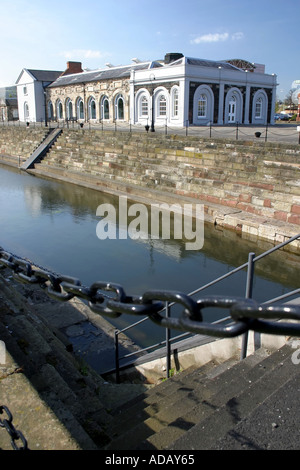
xmin=114 ymin=233 xmax=300 ymax=382
xmin=1 ymin=119 xmax=300 ymax=145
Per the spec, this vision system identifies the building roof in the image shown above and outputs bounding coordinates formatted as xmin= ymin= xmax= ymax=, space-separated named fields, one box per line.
xmin=16 ymin=68 xmax=63 ymax=84
xmin=48 ymin=62 xmax=159 ymax=88
xmin=27 ymin=69 xmax=63 ymax=82
xmin=169 ymin=56 xmax=241 ymax=71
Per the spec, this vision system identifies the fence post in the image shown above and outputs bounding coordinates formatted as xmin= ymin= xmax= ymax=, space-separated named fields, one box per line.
xmin=240 ymin=252 xmax=255 ymax=360
xmin=165 ymin=302 xmax=171 ymax=378
xmin=114 ymin=329 xmax=120 ymax=383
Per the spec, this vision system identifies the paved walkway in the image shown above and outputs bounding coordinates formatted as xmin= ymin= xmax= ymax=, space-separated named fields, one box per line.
xmin=2 ymin=121 xmax=300 ymax=145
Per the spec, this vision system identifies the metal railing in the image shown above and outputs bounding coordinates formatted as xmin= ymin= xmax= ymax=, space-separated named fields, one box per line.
xmin=1 ymin=118 xmax=300 ymax=145
xmin=114 ymin=233 xmax=300 ymax=382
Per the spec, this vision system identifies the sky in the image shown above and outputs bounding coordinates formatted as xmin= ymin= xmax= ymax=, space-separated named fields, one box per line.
xmin=0 ymin=0 xmax=299 ymax=100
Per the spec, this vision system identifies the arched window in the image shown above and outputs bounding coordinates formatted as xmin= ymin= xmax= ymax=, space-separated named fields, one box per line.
xmin=198 ymin=94 xmax=207 ymax=118
xmin=251 ymin=90 xmax=268 ymax=124
xmin=101 ymin=96 xmax=109 ymax=120
xmin=255 ymin=97 xmax=262 ymax=118
xmin=141 ymin=96 xmax=149 ymax=117
xmin=57 ymin=100 xmax=63 ymax=120
xmin=77 ymin=98 xmax=84 ymax=120
xmin=48 ymin=101 xmax=53 ymax=120
xmin=24 ymin=102 xmax=29 ymax=120
xmin=88 ymin=97 xmax=96 ymax=120
xmin=158 ymin=95 xmax=167 ymax=116
xmin=115 ymin=94 xmax=124 ymax=120
xmin=193 ymin=85 xmax=214 ymax=125
xmin=172 ymin=88 xmax=179 ymax=118
xmin=66 ymin=98 xmax=73 ymax=120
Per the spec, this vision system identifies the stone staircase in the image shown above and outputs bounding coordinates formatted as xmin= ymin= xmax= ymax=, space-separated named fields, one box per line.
xmin=103 ymin=343 xmax=299 ymax=450
xmin=36 ymin=129 xmax=300 ymax=227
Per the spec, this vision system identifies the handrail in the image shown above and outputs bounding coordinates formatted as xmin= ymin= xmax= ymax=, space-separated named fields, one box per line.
xmin=114 ymin=233 xmax=300 ymax=381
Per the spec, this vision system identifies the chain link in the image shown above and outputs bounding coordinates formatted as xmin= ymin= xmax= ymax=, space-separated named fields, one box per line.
xmin=1 ymin=247 xmax=300 ymax=338
xmin=0 ymin=406 xmax=28 ymax=450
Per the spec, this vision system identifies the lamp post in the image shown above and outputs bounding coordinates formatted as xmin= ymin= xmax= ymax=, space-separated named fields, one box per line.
xmin=150 ymin=73 xmax=155 ymax=132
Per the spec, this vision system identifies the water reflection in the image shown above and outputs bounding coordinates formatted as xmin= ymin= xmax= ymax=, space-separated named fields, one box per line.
xmin=0 ymin=163 xmax=299 ymax=346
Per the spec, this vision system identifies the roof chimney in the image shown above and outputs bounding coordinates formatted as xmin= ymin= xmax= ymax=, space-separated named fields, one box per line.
xmin=60 ymin=61 xmax=83 ymax=76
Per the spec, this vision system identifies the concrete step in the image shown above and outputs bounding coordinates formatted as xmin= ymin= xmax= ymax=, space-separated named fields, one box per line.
xmin=0 ymin=274 xmax=111 ymax=449
xmin=104 ymin=347 xmax=278 ymax=450
xmin=168 ymin=344 xmax=298 ymax=450
xmin=102 ymin=344 xmax=300 ymax=450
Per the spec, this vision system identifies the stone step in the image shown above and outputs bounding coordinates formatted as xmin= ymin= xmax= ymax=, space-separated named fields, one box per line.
xmin=104 ymin=347 xmax=279 ymax=450
xmin=0 ymin=274 xmax=112 ymax=449
xmin=168 ymin=344 xmax=298 ymax=450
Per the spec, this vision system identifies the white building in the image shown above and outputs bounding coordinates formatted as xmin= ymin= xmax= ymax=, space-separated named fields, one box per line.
xmin=131 ymin=54 xmax=277 ymax=127
xmin=17 ymin=53 xmax=277 ymax=127
xmin=16 ymin=69 xmax=62 ymax=122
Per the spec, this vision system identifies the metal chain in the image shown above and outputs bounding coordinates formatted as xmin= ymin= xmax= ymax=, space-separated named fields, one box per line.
xmin=1 ymin=247 xmax=300 ymax=338
xmin=0 ymin=405 xmax=28 ymax=450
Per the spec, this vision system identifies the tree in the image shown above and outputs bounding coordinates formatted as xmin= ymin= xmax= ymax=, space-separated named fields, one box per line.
xmin=285 ymin=88 xmax=296 ymax=109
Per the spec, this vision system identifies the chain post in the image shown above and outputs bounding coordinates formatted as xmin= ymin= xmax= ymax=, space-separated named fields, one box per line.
xmin=240 ymin=252 xmax=255 ymax=360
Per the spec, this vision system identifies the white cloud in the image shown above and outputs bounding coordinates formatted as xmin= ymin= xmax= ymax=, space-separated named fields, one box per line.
xmin=60 ymin=49 xmax=109 ymax=60
xmin=191 ymin=31 xmax=244 ymax=44
xmin=191 ymin=33 xmax=229 ymax=44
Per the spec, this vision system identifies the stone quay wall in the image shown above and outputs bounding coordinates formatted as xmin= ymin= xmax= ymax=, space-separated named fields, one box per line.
xmin=0 ymin=127 xmax=300 ymax=249
xmin=0 ymin=127 xmax=49 ymax=163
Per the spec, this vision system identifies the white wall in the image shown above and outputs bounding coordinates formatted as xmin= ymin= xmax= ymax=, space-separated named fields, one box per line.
xmin=17 ymin=70 xmax=36 ymax=122
xmin=16 ymin=69 xmax=46 ymax=122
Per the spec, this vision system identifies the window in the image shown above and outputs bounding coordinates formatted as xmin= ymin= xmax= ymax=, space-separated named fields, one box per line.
xmin=158 ymin=95 xmax=167 ymax=116
xmin=23 ymin=86 xmax=28 ymax=95
xmin=198 ymin=94 xmax=207 ymax=118
xmin=57 ymin=100 xmax=63 ymax=119
xmin=24 ymin=102 xmax=29 ymax=120
xmin=77 ymin=98 xmax=84 ymax=120
xmin=66 ymin=99 xmax=73 ymax=120
xmin=115 ymin=94 xmax=124 ymax=120
xmin=255 ymin=97 xmax=262 ymax=119
xmin=88 ymin=97 xmax=96 ymax=120
xmin=141 ymin=96 xmax=149 ymax=117
xmin=172 ymin=88 xmax=179 ymax=117
xmin=101 ymin=96 xmax=109 ymax=120
xmin=48 ymin=101 xmax=54 ymax=120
